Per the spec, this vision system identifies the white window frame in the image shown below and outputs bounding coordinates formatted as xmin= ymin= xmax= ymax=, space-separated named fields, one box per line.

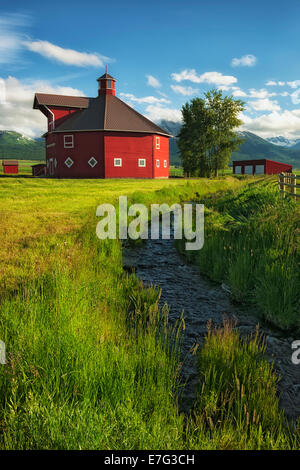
xmin=88 ymin=157 xmax=98 ymax=168
xmin=64 ymin=157 xmax=74 ymax=168
xmin=163 ymin=160 xmax=167 ymax=168
xmin=106 ymin=79 xmax=112 ymax=89
xmin=138 ymin=158 xmax=146 ymax=167
xmin=156 ymin=159 xmax=160 ymax=168
xmin=114 ymin=158 xmax=122 ymax=167
xmin=155 ymin=136 xmax=160 ymax=149
xmin=64 ymin=135 xmax=74 ymax=149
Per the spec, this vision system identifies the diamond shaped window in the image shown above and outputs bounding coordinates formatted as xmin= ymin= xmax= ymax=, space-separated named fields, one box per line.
xmin=88 ymin=157 xmax=98 ymax=168
xmin=64 ymin=157 xmax=74 ymax=168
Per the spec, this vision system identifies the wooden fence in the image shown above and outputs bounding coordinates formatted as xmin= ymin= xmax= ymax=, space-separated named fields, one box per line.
xmin=278 ymin=172 xmax=300 ymax=200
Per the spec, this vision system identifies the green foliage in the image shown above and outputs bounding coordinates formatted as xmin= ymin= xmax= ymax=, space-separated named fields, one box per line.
xmin=0 ymin=131 xmax=45 ymax=161
xmin=178 ymin=178 xmax=300 ymax=330
xmin=191 ymin=320 xmax=299 ymax=450
xmin=0 ymin=175 xmax=298 ymax=449
xmin=178 ymin=90 xmax=245 ymax=177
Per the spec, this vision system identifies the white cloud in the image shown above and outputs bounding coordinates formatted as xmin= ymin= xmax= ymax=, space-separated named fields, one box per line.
xmin=146 ymin=74 xmax=161 ymax=88
xmin=248 ymin=88 xmax=276 ymax=99
xmin=0 ymin=76 xmax=85 ymax=137
xmin=171 ymin=69 xmax=237 ymax=86
xmin=248 ymin=98 xmax=281 ymax=112
xmin=240 ymin=109 xmax=300 ymax=138
xmin=287 ymin=80 xmax=300 ymax=88
xmin=119 ymin=92 xmax=170 ymax=105
xmin=144 ymin=104 xmax=182 ymax=123
xmin=266 ymin=80 xmax=285 ymax=86
xmin=290 ymin=88 xmax=300 ymax=104
xmin=231 ymin=54 xmax=257 ymax=67
xmin=0 ymin=14 xmax=29 ymax=64
xmin=231 ymin=87 xmax=247 ymax=97
xmin=170 ymin=85 xmax=199 ymax=96
xmin=23 ymin=40 xmax=110 ymax=67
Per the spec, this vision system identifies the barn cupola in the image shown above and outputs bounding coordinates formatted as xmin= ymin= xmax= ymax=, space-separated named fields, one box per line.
xmin=97 ymin=68 xmax=116 ymax=96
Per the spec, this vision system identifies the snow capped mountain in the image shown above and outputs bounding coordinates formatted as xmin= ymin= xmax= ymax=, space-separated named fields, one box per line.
xmin=266 ymin=136 xmax=300 ymax=148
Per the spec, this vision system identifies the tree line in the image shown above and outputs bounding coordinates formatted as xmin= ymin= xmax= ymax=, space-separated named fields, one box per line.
xmin=177 ymin=89 xmax=245 ymax=177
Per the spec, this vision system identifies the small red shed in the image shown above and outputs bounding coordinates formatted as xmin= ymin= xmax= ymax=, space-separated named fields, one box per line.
xmin=233 ymin=159 xmax=292 ymax=175
xmin=33 ymin=72 xmax=172 ymax=179
xmin=32 ymin=163 xmax=46 ymax=176
xmin=2 ymin=160 xmax=19 ymax=174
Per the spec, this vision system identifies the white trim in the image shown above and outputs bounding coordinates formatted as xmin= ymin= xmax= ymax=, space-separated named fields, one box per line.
xmin=156 ymin=136 xmax=160 ymax=149
xmin=46 ymin=142 xmax=56 ymax=148
xmin=164 ymin=160 xmax=167 ymax=168
xmin=156 ymin=159 xmax=160 ymax=168
xmin=138 ymin=158 xmax=146 ymax=167
xmin=44 ymin=106 xmax=55 ymax=131
xmin=64 ymin=134 xmax=74 ymax=148
xmin=64 ymin=157 xmax=74 ymax=168
xmin=88 ymin=157 xmax=98 ymax=168
xmin=50 ymin=129 xmax=172 ymax=137
xmin=114 ymin=158 xmax=122 ymax=167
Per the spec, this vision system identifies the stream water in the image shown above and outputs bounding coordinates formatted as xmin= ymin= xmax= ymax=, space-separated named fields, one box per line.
xmin=123 ymin=227 xmax=300 ymax=422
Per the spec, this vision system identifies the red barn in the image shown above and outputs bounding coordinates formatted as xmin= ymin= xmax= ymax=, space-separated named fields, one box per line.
xmin=33 ymin=73 xmax=171 ymax=178
xmin=2 ymin=160 xmax=18 ymax=174
xmin=233 ymin=159 xmax=292 ymax=175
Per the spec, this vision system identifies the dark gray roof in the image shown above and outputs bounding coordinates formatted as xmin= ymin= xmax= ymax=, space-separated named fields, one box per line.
xmin=53 ymin=94 xmax=171 ymax=137
xmin=33 ymin=93 xmax=89 ymax=109
xmin=97 ymin=73 xmax=116 ymax=81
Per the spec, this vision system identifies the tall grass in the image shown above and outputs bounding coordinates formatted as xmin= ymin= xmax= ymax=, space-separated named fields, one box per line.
xmin=178 ymin=178 xmax=300 ymax=330
xmin=189 ymin=320 xmax=299 ymax=450
xmin=0 ymin=176 xmax=250 ymax=449
xmin=1 ymin=175 xmax=298 ymax=449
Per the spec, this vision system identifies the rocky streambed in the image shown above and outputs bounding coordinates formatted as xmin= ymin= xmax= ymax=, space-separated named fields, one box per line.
xmin=123 ymin=230 xmax=300 ymax=422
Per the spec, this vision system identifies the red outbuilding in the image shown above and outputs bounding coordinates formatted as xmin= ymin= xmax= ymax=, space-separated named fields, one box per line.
xmin=33 ymin=72 xmax=171 ymax=178
xmin=233 ymin=159 xmax=292 ymax=175
xmin=2 ymin=160 xmax=18 ymax=174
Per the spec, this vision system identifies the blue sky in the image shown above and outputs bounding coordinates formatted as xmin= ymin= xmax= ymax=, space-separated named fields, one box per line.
xmin=1 ymin=0 xmax=300 ymax=139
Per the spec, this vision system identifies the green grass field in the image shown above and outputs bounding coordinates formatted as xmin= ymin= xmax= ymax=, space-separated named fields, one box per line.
xmin=177 ymin=177 xmax=300 ymax=331
xmin=0 ymin=175 xmax=299 ymax=449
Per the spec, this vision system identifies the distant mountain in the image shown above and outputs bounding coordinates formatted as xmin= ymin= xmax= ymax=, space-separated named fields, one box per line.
xmin=159 ymin=121 xmax=300 ymax=168
xmin=234 ymin=131 xmax=300 ymax=167
xmin=0 ymin=131 xmax=45 ymax=161
xmin=266 ymin=136 xmax=300 ymax=148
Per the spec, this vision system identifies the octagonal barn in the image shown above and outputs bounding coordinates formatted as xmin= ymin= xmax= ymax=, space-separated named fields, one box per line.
xmin=33 ymin=72 xmax=171 ymax=178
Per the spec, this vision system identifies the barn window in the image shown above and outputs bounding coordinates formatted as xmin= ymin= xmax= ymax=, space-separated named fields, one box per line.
xmin=106 ymin=80 xmax=112 ymax=89
xmin=235 ymin=166 xmax=241 ymax=174
xmin=255 ymin=165 xmax=264 ymax=174
xmin=138 ymin=158 xmax=146 ymax=167
xmin=164 ymin=160 xmax=167 ymax=168
xmin=245 ymin=165 xmax=253 ymax=175
xmin=88 ymin=157 xmax=98 ymax=168
xmin=155 ymin=136 xmax=160 ymax=149
xmin=64 ymin=135 xmax=74 ymax=148
xmin=156 ymin=160 xmax=160 ymax=168
xmin=64 ymin=157 xmax=74 ymax=168
xmin=114 ymin=158 xmax=122 ymax=167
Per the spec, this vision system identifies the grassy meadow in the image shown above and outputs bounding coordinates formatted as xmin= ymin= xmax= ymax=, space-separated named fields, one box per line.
xmin=0 ymin=175 xmax=299 ymax=449
xmin=177 ymin=177 xmax=300 ymax=331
